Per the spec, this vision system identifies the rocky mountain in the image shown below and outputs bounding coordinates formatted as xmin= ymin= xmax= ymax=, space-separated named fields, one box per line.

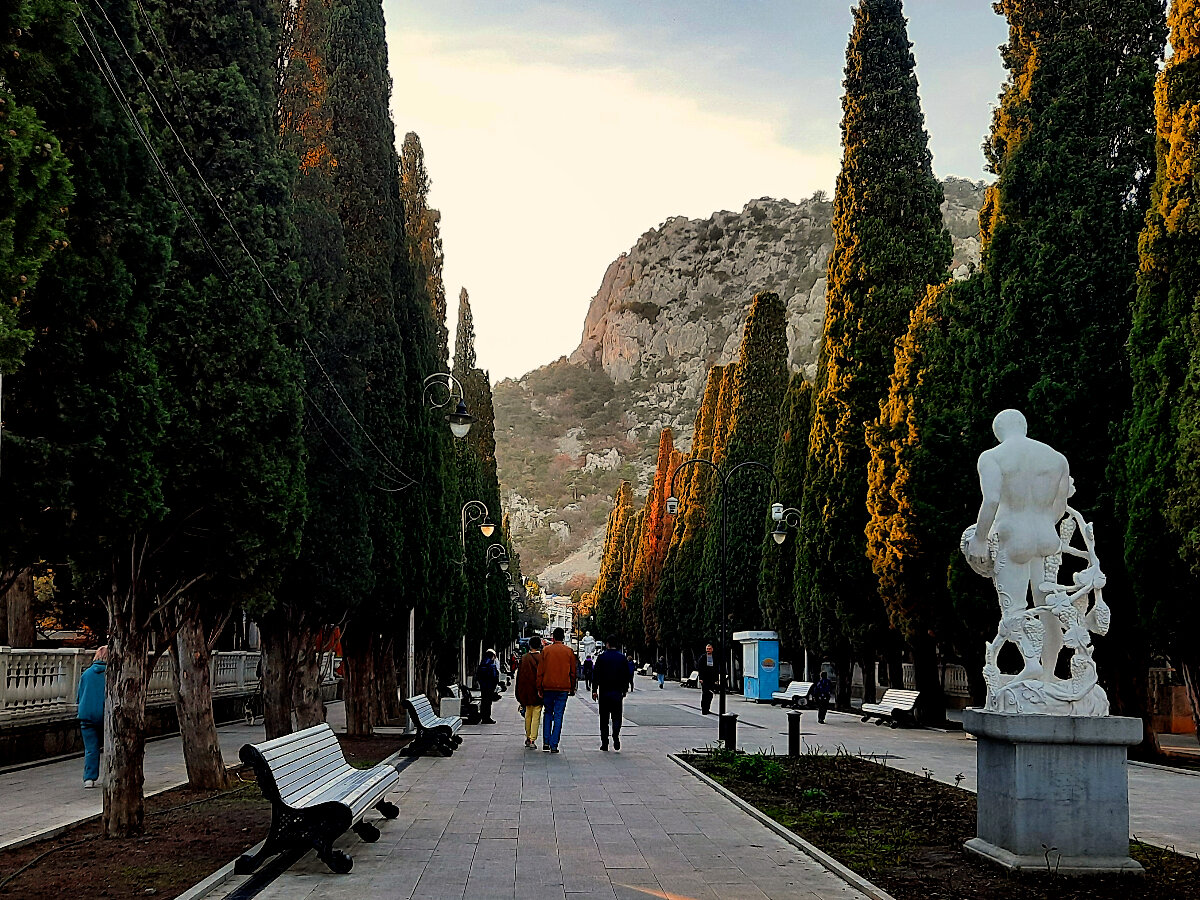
xmin=496 ymin=177 xmax=986 ymax=585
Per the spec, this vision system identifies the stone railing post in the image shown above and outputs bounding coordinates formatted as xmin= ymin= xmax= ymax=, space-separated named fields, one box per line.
xmin=0 ymin=647 xmax=10 ymax=720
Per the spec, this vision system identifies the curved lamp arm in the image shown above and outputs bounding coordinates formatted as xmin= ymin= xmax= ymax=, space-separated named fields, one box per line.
xmin=423 ymin=372 xmax=465 ymax=410
xmin=486 ymin=543 xmax=510 ymax=573
xmin=771 ymin=506 xmax=802 ymax=544
xmin=460 ymin=500 xmax=491 ymax=560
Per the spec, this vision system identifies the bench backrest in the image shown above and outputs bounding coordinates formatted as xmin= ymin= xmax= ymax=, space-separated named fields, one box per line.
xmin=687 ymin=670 xmax=699 ymax=680
xmin=789 ymin=681 xmax=813 ymax=696
xmin=879 ymin=689 xmax=921 ymax=709
xmin=240 ymin=723 xmax=352 ymax=808
xmin=407 ymin=694 xmax=442 ymax=727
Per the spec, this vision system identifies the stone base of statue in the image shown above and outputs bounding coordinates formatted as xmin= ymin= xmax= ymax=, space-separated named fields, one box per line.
xmin=963 ymin=710 xmax=1143 ymax=875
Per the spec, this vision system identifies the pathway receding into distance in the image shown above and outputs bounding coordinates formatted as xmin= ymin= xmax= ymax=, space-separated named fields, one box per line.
xmin=6 ymin=680 xmax=1199 ymax=898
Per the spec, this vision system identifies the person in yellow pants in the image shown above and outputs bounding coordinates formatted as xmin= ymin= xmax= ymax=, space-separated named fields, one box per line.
xmin=516 ymin=635 xmax=544 ymax=748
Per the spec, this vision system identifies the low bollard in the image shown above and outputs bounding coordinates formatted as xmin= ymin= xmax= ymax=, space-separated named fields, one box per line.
xmin=788 ymin=710 xmax=802 ymax=756
xmin=718 ymin=712 xmax=738 ymax=751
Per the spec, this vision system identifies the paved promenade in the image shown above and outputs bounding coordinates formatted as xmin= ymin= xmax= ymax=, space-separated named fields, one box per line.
xmin=5 ymin=679 xmax=1200 ymax=898
xmin=208 ymin=685 xmax=867 ymax=900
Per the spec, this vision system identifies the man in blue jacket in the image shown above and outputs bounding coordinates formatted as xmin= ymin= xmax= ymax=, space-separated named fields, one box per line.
xmin=590 ymin=640 xmax=628 ymax=752
xmin=76 ymin=646 xmax=107 ymax=787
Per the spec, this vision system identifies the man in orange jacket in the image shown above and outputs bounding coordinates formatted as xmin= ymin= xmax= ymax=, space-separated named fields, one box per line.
xmin=536 ymin=627 xmax=577 ymax=753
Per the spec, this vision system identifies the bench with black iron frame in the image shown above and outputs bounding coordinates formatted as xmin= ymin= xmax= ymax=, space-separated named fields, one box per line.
xmin=402 ymin=693 xmax=463 ymax=756
xmin=860 ymin=688 xmax=921 ymax=728
xmin=236 ymin=723 xmax=400 ymax=875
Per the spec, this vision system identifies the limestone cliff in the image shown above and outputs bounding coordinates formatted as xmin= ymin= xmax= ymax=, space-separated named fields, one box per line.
xmin=496 ymin=178 xmax=986 ymax=583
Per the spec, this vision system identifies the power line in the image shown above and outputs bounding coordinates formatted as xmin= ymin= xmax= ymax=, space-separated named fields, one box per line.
xmin=73 ymin=1 xmax=418 ymax=491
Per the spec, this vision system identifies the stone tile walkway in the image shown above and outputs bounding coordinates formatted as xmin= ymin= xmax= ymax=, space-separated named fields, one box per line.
xmin=0 ymin=706 xmax=338 ymax=849
xmin=206 ymin=686 xmax=867 ymax=900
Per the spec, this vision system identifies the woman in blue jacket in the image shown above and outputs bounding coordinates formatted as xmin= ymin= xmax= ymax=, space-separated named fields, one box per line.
xmin=76 ymin=646 xmax=107 ymax=787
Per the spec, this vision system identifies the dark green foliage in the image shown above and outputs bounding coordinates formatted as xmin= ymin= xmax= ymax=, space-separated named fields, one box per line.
xmin=0 ymin=0 xmax=74 ymax=373
xmin=1120 ymin=0 xmax=1200 ymax=720
xmin=797 ymin=0 xmax=952 ymax=664
xmin=759 ymin=374 xmax=812 ymax=653
xmin=699 ymin=291 xmax=788 ymax=641
xmin=145 ymin=0 xmax=306 ymax=613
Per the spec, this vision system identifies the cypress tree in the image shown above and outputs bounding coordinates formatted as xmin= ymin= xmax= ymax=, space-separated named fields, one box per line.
xmin=0 ymin=0 xmax=73 ymax=372
xmin=2 ymin=0 xmax=177 ymax=836
xmin=139 ymin=0 xmax=307 ymax=787
xmin=797 ymin=0 xmax=953 ymax=698
xmin=591 ymin=481 xmax=633 ymax=641
xmin=700 ymin=291 xmax=788 ymax=646
xmin=759 ymin=374 xmax=812 ymax=655
xmin=657 ymin=366 xmax=726 ymax=657
xmin=1121 ymin=0 xmax=1200 ymax=729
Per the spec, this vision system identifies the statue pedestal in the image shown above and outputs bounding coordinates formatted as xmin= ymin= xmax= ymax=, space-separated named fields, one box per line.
xmin=963 ymin=710 xmax=1143 ymax=875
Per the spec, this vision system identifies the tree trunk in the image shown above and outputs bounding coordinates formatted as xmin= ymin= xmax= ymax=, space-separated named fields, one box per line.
xmin=291 ymin=626 xmax=326 ymax=730
xmin=343 ymin=627 xmax=375 ymax=736
xmin=834 ymin=654 xmax=852 ymax=709
xmin=376 ymin=637 xmax=402 ymax=723
xmin=416 ymin=644 xmax=438 ymax=705
xmin=260 ymin=615 xmax=295 ymax=740
xmin=171 ymin=613 xmax=228 ymax=789
xmin=1179 ymin=658 xmax=1200 ymax=747
xmin=912 ymin=634 xmax=946 ymax=725
xmin=5 ymin=569 xmax=36 ymax=647
xmin=858 ymin=651 xmax=878 ymax=705
xmin=103 ymin=615 xmax=148 ymax=837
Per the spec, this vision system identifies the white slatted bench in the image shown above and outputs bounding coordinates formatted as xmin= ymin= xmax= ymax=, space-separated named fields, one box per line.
xmin=680 ymin=669 xmax=700 ymax=688
xmin=860 ymin=688 xmax=921 ymax=727
xmin=403 ymin=693 xmax=463 ymax=756
xmin=771 ymin=681 xmax=814 ymax=707
xmin=236 ymin=723 xmax=400 ymax=874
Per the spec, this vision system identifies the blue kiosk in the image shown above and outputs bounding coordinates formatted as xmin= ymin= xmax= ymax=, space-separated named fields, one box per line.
xmin=733 ymin=630 xmax=780 ymax=702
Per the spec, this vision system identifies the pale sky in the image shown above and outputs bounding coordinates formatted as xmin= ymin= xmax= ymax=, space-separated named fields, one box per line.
xmin=383 ymin=1 xmax=1009 ymax=383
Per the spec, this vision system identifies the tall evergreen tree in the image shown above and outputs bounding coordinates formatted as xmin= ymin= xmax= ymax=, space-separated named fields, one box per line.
xmin=797 ymin=0 xmax=952 ymax=699
xmin=141 ymin=0 xmax=307 ymax=788
xmin=657 ymin=366 xmax=726 ymax=656
xmin=0 ymin=0 xmax=73 ymax=373
xmin=591 ymin=480 xmax=633 ymax=641
xmin=699 ymin=292 xmax=788 ymax=645
xmin=2 ymin=0 xmax=177 ymax=836
xmin=759 ymin=374 xmax=812 ymax=654
xmin=1121 ymin=0 xmax=1200 ymax=730
xmin=400 ymin=132 xmax=448 ymax=363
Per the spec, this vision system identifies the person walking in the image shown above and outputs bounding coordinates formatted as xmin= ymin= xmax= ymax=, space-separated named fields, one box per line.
xmin=476 ymin=650 xmax=500 ymax=724
xmin=581 ymin=655 xmax=594 ymax=691
xmin=515 ymin=636 xmax=544 ymax=747
xmin=537 ymin=627 xmax=577 ymax=752
xmin=591 ymin=639 xmax=628 ymax=751
xmin=627 ymin=654 xmax=636 ymax=692
xmin=77 ymin=646 xmax=108 ymax=787
xmin=654 ymin=655 xmax=667 ymax=689
xmin=697 ymin=643 xmax=718 ymax=715
xmin=811 ymin=672 xmax=834 ymax=724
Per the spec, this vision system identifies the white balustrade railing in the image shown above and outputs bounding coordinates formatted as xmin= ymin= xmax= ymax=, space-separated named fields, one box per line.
xmin=0 ymin=647 xmax=283 ymax=727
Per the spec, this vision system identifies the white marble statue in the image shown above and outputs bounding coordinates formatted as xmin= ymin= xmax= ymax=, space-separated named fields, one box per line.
xmin=579 ymin=632 xmax=597 ymax=662
xmin=961 ymin=409 xmax=1110 ymax=716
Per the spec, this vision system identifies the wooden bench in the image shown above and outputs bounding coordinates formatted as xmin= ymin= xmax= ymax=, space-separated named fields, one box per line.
xmin=771 ymin=681 xmax=814 ymax=707
xmin=236 ymin=723 xmax=400 ymax=875
xmin=679 ymin=669 xmax=700 ymax=688
xmin=860 ymin=688 xmax=921 ymax=727
xmin=403 ymin=693 xmax=463 ymax=756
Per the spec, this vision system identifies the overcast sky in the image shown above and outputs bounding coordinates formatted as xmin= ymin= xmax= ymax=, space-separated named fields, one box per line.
xmin=382 ymin=1 xmax=1009 ymax=382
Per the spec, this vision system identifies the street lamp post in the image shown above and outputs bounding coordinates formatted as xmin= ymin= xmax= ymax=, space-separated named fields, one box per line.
xmin=460 ymin=500 xmax=495 ymax=564
xmin=666 ymin=459 xmax=779 ymax=751
xmin=423 ymin=372 xmax=475 ymax=438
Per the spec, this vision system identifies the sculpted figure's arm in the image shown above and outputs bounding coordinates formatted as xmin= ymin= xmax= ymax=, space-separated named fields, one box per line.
xmin=968 ymin=453 xmax=1001 ymax=563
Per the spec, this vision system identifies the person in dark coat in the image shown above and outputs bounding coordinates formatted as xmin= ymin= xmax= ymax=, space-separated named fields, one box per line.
xmin=590 ymin=640 xmax=629 ymax=751
xmin=697 ymin=643 xmax=719 ymax=715
xmin=627 ymin=654 xmax=636 ymax=691
xmin=76 ymin=646 xmax=108 ymax=787
xmin=654 ymin=655 xmax=667 ymax=689
xmin=476 ymin=650 xmax=500 ymax=724
xmin=810 ymin=672 xmax=834 ymax=724
xmin=581 ymin=655 xmax=594 ymax=691
xmin=516 ymin=636 xmax=543 ymax=747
